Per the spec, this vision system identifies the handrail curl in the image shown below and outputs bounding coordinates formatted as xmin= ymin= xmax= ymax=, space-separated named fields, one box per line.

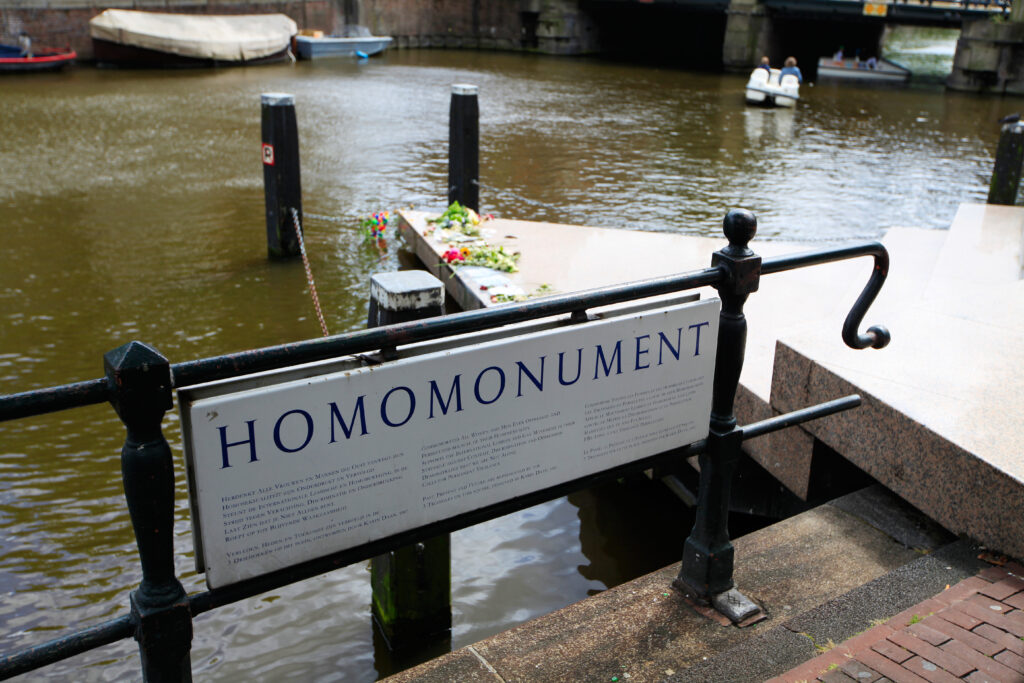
xmin=761 ymin=241 xmax=891 ymax=350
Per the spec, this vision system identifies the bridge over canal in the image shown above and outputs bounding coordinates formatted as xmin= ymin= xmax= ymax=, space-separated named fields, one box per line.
xmin=580 ymin=0 xmax=1010 ymax=77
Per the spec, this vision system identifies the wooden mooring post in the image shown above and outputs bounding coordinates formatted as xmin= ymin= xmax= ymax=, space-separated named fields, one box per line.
xmin=262 ymin=92 xmax=303 ymax=259
xmin=448 ymin=84 xmax=479 ymax=212
xmin=988 ymin=119 xmax=1024 ymax=205
xmin=367 ymin=271 xmax=453 ymax=649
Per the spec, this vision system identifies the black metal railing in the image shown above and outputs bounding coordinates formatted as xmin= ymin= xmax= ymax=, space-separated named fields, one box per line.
xmin=0 ymin=208 xmax=889 ymax=681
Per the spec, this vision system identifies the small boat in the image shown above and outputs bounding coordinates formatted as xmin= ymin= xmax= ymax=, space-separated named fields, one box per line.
xmin=745 ymin=67 xmax=799 ymax=108
xmin=816 ymin=57 xmax=911 ymax=84
xmin=0 ymin=44 xmax=76 ymax=73
xmin=293 ymin=26 xmax=392 ymax=60
xmin=89 ymin=9 xmax=297 ymax=68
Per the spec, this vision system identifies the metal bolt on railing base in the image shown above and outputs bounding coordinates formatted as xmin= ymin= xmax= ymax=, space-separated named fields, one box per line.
xmin=671 ymin=578 xmax=763 ymax=625
xmin=711 ymin=588 xmax=762 ymax=624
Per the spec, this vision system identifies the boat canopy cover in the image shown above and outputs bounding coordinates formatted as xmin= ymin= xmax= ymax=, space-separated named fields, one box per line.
xmin=89 ymin=9 xmax=297 ymax=61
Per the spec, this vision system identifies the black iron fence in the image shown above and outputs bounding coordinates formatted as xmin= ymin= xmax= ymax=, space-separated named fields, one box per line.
xmin=0 ymin=209 xmax=889 ymax=681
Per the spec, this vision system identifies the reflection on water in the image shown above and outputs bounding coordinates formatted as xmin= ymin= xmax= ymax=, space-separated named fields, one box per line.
xmin=0 ymin=48 xmax=1006 ymax=679
xmin=883 ymin=26 xmax=960 ymax=81
xmin=743 ymin=107 xmax=796 ymax=144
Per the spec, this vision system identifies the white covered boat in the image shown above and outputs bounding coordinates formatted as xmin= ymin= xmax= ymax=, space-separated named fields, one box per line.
xmin=745 ymin=67 xmax=799 ymax=108
xmin=89 ymin=9 xmax=297 ymax=67
xmin=816 ymin=57 xmax=911 ymax=84
xmin=293 ymin=26 xmax=392 ymax=60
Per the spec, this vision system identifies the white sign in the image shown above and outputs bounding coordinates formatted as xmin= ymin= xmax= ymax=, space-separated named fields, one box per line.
xmin=180 ymin=298 xmax=720 ymax=588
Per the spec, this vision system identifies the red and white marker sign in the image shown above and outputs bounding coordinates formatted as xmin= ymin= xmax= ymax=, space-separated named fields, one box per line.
xmin=262 ymin=143 xmax=275 ymax=166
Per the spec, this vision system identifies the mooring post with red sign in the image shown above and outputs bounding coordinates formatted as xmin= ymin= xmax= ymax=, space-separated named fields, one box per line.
xmin=105 ymin=341 xmax=193 ymax=681
xmin=448 ymin=84 xmax=479 ymax=212
xmin=262 ymin=93 xmax=302 ymax=259
xmin=367 ymin=271 xmax=453 ymax=651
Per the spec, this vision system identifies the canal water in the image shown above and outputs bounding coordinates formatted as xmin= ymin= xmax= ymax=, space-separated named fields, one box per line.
xmin=0 ymin=44 xmax=1009 ymax=680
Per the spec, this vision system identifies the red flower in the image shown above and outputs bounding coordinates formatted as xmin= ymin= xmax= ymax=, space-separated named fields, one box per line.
xmin=442 ymin=248 xmax=464 ymax=263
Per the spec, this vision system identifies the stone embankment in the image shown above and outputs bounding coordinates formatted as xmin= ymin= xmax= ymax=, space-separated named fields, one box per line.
xmin=0 ymin=0 xmax=596 ymax=61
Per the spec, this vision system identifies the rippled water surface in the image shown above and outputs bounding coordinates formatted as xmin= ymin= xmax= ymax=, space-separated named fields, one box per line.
xmin=0 ymin=48 xmax=1009 ymax=680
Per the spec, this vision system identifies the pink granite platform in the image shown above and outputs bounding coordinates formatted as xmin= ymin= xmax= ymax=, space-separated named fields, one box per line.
xmin=396 ymin=210 xmax=725 ymax=310
xmin=768 ymin=203 xmax=1024 ymax=559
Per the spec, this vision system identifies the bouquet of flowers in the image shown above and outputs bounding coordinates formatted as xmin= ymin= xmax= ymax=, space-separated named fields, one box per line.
xmin=428 ymin=201 xmax=492 ymax=237
xmin=360 ymin=211 xmax=390 ymax=241
xmin=442 ymin=244 xmax=520 ymax=272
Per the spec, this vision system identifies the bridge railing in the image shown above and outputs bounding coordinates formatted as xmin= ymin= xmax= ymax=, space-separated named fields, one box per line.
xmin=0 ymin=208 xmax=890 ymax=681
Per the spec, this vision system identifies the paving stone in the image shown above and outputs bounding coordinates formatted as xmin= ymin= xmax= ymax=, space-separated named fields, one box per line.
xmin=993 ymin=649 xmax=1024 ymax=675
xmin=939 ymin=638 xmax=1020 ymax=681
xmin=954 ymin=602 xmax=1024 ymax=638
xmin=888 ymin=630 xmax=974 ymax=677
xmin=920 ymin=615 xmax=1001 ymax=656
xmin=1004 ymin=593 xmax=1024 ymax=612
xmin=936 ymin=578 xmax=990 ymax=607
xmin=964 ymin=671 xmax=1002 ymax=683
xmin=908 ymin=623 xmax=952 ymax=647
xmin=1005 ymin=562 xmax=1024 ymax=578
xmin=837 ymin=625 xmax=896 ymax=659
xmin=973 ymin=623 xmax=1024 ymax=657
xmin=938 ymin=608 xmax=984 ymax=631
xmin=857 ymin=649 xmax=929 ymax=683
xmin=979 ymin=567 xmax=1012 ymax=583
xmin=839 ymin=658 xmax=883 ymax=682
xmin=964 ymin=593 xmax=1014 ymax=615
xmin=819 ymin=667 xmax=859 ymax=682
xmin=777 ymin=570 xmax=1024 ymax=683
xmin=978 ymin=577 xmax=1024 ymax=602
xmin=872 ymin=639 xmax=914 ymax=664
xmin=901 ymin=655 xmax=962 ymax=683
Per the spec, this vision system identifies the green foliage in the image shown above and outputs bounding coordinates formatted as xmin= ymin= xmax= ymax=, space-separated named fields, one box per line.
xmin=429 ymin=201 xmax=482 ymax=236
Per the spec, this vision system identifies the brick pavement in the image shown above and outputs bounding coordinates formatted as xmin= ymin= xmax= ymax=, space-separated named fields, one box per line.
xmin=770 ymin=560 xmax=1024 ymax=683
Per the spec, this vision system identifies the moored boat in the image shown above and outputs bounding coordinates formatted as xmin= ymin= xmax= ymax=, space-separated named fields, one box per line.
xmin=0 ymin=44 xmax=76 ymax=73
xmin=293 ymin=26 xmax=392 ymax=60
xmin=89 ymin=9 xmax=297 ymax=68
xmin=745 ymin=67 xmax=799 ymax=108
xmin=816 ymin=56 xmax=911 ymax=84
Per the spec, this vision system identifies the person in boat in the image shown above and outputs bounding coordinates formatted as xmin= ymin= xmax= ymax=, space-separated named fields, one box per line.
xmin=780 ymin=56 xmax=803 ymax=84
xmin=833 ymin=46 xmax=844 ymax=62
xmin=758 ymin=56 xmax=771 ymax=74
xmin=18 ymin=31 xmax=32 ymax=58
xmin=865 ymin=55 xmax=878 ymax=70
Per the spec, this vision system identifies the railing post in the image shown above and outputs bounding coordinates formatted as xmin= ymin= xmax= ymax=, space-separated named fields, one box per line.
xmin=448 ymin=83 xmax=479 ymax=212
xmin=262 ymin=92 xmax=302 ymax=259
xmin=988 ymin=119 xmax=1024 ymax=205
xmin=676 ymin=209 xmax=763 ymax=623
xmin=367 ymin=272 xmax=452 ymax=649
xmin=104 ymin=341 xmax=192 ymax=681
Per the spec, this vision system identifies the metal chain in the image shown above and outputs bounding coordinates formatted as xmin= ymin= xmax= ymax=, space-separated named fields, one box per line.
xmin=290 ymin=208 xmax=330 ymax=337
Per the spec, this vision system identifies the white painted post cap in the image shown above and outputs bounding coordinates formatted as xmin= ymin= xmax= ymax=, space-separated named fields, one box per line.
xmin=371 ymin=271 xmax=445 ymax=312
xmin=451 ymin=84 xmax=478 ymax=96
xmin=261 ymin=93 xmax=295 ymax=106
